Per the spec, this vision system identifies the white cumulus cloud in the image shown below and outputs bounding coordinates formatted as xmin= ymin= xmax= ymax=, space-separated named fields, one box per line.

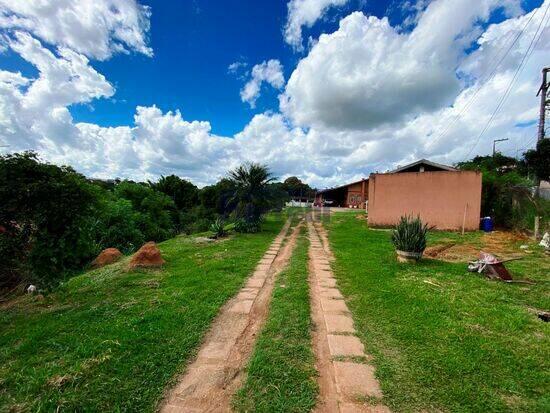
xmin=240 ymin=59 xmax=285 ymax=108
xmin=0 ymin=32 xmax=114 ymax=150
xmin=280 ymin=0 xmax=527 ymax=131
xmin=0 ymin=0 xmax=152 ymax=60
xmin=284 ymin=0 xmax=349 ymax=51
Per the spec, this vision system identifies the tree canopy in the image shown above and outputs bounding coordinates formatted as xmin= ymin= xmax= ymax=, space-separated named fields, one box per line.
xmin=228 ymin=163 xmax=276 ymax=230
xmin=524 ymin=139 xmax=550 ymax=182
xmin=281 ymin=176 xmax=316 ymax=199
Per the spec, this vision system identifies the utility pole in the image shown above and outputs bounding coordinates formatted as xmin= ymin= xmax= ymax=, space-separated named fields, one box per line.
xmin=533 ymin=67 xmax=549 ymax=240
xmin=492 ymin=138 xmax=508 ymax=157
xmin=536 ymin=67 xmax=549 ymax=142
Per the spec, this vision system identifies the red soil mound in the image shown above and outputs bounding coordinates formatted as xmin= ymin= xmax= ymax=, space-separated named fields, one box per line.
xmin=91 ymin=248 xmax=122 ymax=268
xmin=129 ymin=242 xmax=165 ymax=269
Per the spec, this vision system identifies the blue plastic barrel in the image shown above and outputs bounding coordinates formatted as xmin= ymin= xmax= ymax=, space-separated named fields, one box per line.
xmin=480 ymin=217 xmax=494 ymax=232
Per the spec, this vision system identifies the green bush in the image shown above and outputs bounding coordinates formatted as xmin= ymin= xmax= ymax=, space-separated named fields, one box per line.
xmin=391 ymin=215 xmax=430 ymax=253
xmin=0 ymin=152 xmax=100 ymax=288
xmin=457 ymin=154 xmax=546 ymax=231
xmin=114 ymin=181 xmax=176 ymax=241
xmin=94 ymin=197 xmax=145 ymax=253
xmin=152 ymin=175 xmax=199 ymax=210
xmin=0 ymin=154 xmax=185 ymax=289
xmin=0 ymin=228 xmax=30 ymax=291
xmin=234 ymin=217 xmax=262 ymax=233
xmin=169 ymin=205 xmax=212 ymax=234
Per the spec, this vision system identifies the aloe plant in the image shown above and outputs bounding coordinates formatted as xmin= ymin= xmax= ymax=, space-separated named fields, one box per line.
xmin=391 ymin=215 xmax=430 ymax=253
xmin=210 ymin=217 xmax=227 ymax=238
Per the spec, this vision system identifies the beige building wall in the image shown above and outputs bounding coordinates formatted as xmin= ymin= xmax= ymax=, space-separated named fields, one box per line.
xmin=367 ymin=171 xmax=482 ymax=231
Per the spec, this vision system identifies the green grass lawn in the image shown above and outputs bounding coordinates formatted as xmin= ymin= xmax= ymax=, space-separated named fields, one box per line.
xmin=234 ymin=225 xmax=318 ymax=412
xmin=325 ymin=213 xmax=549 ymax=412
xmin=0 ymin=214 xmax=285 ymax=412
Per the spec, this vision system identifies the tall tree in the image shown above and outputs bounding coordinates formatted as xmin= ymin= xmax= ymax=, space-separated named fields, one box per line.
xmin=153 ymin=175 xmax=199 ymax=210
xmin=228 ymin=163 xmax=275 ymax=225
xmin=282 ymin=176 xmax=315 ymax=199
xmin=200 ymin=178 xmax=235 ymax=216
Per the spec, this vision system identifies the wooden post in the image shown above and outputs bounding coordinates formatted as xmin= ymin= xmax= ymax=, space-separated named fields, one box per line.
xmin=462 ymin=203 xmax=468 ymax=236
xmin=534 ymin=216 xmax=540 ymax=240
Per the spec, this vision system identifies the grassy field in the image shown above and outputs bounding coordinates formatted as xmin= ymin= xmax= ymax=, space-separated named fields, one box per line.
xmin=234 ymin=225 xmax=318 ymax=412
xmin=325 ymin=212 xmax=549 ymax=412
xmin=0 ymin=214 xmax=285 ymax=412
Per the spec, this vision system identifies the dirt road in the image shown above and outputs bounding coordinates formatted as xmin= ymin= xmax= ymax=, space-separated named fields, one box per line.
xmin=160 ymin=219 xmax=302 ymax=412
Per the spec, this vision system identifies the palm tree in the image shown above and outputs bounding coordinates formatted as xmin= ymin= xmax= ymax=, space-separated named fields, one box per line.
xmin=228 ymin=163 xmax=275 ymax=226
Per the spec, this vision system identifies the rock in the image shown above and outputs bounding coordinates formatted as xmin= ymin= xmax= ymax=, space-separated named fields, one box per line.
xmin=539 ymin=232 xmax=549 ymax=249
xmin=91 ymin=248 xmax=123 ymax=268
xmin=129 ymin=242 xmax=165 ymax=269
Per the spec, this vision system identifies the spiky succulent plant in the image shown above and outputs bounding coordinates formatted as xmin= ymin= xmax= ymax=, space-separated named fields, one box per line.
xmin=391 ymin=215 xmax=430 ymax=253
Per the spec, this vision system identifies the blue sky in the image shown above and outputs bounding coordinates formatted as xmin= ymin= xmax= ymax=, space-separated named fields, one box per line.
xmin=72 ymin=0 xmax=386 ymax=136
xmin=0 ymin=0 xmax=548 ymax=186
xmin=4 ymin=0 xmax=540 ymax=136
xmin=73 ymin=0 xmax=292 ymax=135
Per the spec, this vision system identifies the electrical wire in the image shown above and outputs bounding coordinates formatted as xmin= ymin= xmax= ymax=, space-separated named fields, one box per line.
xmin=462 ymin=1 xmax=550 ymax=160
xmin=425 ymin=4 xmax=542 ymax=151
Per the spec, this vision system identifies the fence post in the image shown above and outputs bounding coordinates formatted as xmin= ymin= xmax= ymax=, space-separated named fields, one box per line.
xmin=534 ymin=216 xmax=540 ymax=240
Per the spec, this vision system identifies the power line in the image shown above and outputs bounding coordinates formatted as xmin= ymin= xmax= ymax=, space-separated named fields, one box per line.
xmin=516 ymin=134 xmax=538 ymax=153
xmin=462 ymin=1 xmax=550 ymax=160
xmin=511 ymin=126 xmax=549 ymax=156
xmin=425 ymin=5 xmax=542 ymax=151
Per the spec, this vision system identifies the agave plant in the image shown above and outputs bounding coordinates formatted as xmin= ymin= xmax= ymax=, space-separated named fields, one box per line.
xmin=391 ymin=215 xmax=430 ymax=254
xmin=210 ymin=217 xmax=227 ymax=239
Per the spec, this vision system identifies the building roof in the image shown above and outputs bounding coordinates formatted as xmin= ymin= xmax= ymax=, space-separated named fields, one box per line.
xmin=390 ymin=159 xmax=457 ymax=173
xmin=316 ymin=178 xmax=368 ymax=194
xmin=315 ymin=159 xmax=456 ymax=195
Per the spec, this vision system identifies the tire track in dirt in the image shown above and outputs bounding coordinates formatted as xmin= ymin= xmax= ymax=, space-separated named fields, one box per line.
xmin=160 ymin=218 xmax=303 ymax=412
xmin=307 ymin=215 xmax=390 ymax=413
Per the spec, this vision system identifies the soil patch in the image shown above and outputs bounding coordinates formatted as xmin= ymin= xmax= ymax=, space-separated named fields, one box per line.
xmin=427 ymin=231 xmax=529 ymax=262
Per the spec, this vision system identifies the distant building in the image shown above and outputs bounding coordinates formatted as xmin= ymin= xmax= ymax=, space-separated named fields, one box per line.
xmin=315 ymin=159 xmax=482 ymax=231
xmin=540 ymin=180 xmax=550 ymax=200
xmin=314 ymin=178 xmax=368 ymax=209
